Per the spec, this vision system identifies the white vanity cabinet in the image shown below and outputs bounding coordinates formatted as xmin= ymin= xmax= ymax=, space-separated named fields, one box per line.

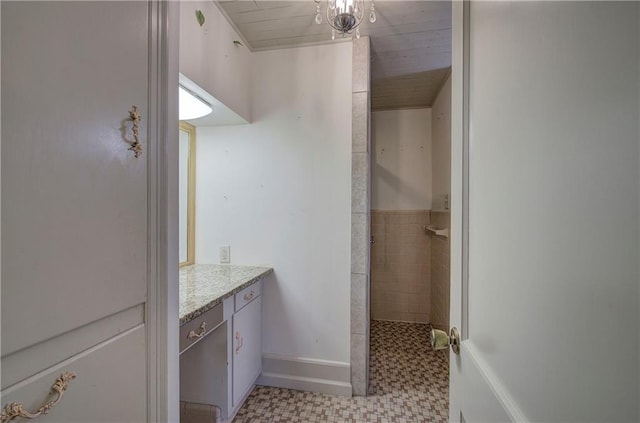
xmin=180 ymin=270 xmax=267 ymax=423
xmin=231 ymin=283 xmax=263 ymax=408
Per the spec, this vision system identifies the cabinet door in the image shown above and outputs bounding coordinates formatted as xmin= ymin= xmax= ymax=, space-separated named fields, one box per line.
xmin=180 ymin=323 xmax=228 ymax=414
xmin=232 ymin=297 xmax=262 ymax=407
xmin=2 ymin=1 xmax=151 ymax=419
xmin=2 ymin=0 xmax=148 ymax=357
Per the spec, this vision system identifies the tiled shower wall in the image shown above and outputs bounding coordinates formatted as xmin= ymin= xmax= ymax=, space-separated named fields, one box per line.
xmin=429 ymin=211 xmax=450 ymax=331
xmin=371 ymin=210 xmax=431 ymax=323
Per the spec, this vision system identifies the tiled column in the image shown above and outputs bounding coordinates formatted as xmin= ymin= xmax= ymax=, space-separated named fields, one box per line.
xmin=351 ymin=36 xmax=370 ymax=396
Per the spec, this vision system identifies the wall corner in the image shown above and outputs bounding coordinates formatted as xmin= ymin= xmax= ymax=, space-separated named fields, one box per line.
xmin=350 ymin=35 xmax=371 ymax=396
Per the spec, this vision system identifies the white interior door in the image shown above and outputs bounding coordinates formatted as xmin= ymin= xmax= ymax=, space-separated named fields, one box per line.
xmin=449 ymin=2 xmax=640 ymax=422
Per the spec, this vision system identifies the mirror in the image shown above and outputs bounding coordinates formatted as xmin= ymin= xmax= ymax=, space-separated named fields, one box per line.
xmin=179 ymin=122 xmax=196 ymax=266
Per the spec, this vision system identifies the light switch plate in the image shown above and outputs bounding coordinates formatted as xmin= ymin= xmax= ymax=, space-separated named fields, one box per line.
xmin=220 ymin=245 xmax=230 ymax=263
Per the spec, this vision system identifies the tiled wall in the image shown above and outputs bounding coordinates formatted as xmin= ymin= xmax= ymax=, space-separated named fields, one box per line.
xmin=371 ymin=210 xmax=431 ymax=323
xmin=429 ymin=211 xmax=450 ymax=331
xmin=351 ymin=36 xmax=370 ymax=396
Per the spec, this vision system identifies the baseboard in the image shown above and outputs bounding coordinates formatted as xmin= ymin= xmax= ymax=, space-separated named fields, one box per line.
xmin=372 ymin=318 xmax=430 ymax=325
xmin=257 ymin=354 xmax=352 ymax=397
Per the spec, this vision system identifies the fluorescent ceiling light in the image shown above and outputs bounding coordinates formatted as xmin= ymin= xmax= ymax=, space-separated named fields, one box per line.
xmin=179 ymin=86 xmax=212 ymax=120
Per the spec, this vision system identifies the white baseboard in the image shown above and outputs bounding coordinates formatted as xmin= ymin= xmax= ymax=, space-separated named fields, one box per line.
xmin=372 ymin=318 xmax=430 ymax=325
xmin=257 ymin=354 xmax=352 ymax=397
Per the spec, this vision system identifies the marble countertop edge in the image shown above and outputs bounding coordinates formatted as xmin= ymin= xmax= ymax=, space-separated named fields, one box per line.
xmin=179 ymin=264 xmax=273 ymax=325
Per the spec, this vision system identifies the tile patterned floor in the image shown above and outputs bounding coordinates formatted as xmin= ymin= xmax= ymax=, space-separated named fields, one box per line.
xmin=233 ymin=320 xmax=449 ymax=423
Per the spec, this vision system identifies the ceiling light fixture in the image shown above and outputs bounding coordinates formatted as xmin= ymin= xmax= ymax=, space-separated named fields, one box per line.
xmin=179 ymin=85 xmax=213 ymax=120
xmin=314 ymin=0 xmax=376 ymax=40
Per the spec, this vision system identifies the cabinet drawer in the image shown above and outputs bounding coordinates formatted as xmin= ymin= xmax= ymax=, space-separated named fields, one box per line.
xmin=179 ymin=303 xmax=224 ymax=353
xmin=0 ymin=327 xmax=146 ymax=423
xmin=234 ymin=280 xmax=262 ymax=312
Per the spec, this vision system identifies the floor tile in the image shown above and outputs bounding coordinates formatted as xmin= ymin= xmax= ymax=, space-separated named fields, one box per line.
xmin=233 ymin=321 xmax=449 ymax=423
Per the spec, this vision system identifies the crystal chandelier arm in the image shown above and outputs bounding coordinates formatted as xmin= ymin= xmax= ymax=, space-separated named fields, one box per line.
xmin=314 ymin=0 xmax=322 ymax=25
xmin=326 ymin=2 xmax=338 ymax=31
xmin=369 ymin=0 xmax=376 ymax=23
xmin=354 ymin=0 xmax=364 ymax=22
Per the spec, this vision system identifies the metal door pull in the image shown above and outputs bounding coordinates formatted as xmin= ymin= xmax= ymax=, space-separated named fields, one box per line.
xmin=235 ymin=332 xmax=243 ymax=354
xmin=128 ymin=106 xmax=143 ymax=158
xmin=187 ymin=322 xmax=207 ymax=339
xmin=1 ymin=372 xmax=76 ymax=422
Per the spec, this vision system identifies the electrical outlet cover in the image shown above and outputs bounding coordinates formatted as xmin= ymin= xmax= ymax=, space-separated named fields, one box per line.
xmin=220 ymin=245 xmax=230 ymax=263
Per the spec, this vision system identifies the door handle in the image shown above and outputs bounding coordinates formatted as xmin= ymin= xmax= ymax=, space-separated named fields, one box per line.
xmin=430 ymin=327 xmax=460 ymax=355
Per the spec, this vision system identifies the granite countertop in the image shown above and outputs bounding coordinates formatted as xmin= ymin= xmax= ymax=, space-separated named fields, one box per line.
xmin=179 ymin=264 xmax=273 ymax=325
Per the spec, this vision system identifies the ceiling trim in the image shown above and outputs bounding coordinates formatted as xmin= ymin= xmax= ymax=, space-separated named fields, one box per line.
xmin=213 ymin=0 xmax=255 ymax=52
xmin=432 ymin=66 xmax=452 ymax=100
xmin=251 ymin=37 xmax=352 ymax=52
xmin=214 ymin=0 xmax=353 ymax=52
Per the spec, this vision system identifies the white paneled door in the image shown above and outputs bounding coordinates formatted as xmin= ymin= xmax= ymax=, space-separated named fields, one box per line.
xmin=449 ymin=2 xmax=639 ymax=422
xmin=2 ymin=2 xmax=170 ymax=421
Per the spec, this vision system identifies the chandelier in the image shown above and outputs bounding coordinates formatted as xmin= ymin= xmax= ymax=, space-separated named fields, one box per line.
xmin=314 ymin=0 xmax=377 ymax=40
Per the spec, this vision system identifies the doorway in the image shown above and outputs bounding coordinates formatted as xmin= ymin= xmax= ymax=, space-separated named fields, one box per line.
xmin=367 ymin=71 xmax=452 ymax=418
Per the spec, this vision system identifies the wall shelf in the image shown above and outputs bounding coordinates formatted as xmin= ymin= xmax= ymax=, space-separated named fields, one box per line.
xmin=425 ymin=225 xmax=449 ymax=238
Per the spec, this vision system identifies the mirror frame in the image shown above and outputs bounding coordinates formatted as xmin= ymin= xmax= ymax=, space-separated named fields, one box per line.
xmin=179 ymin=121 xmax=196 ymax=266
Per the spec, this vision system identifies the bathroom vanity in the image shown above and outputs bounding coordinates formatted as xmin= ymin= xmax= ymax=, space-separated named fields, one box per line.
xmin=179 ymin=264 xmax=273 ymax=422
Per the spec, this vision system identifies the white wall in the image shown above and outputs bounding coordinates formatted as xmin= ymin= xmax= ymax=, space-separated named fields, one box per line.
xmin=431 ymin=75 xmax=451 ymax=211
xmin=371 ymin=109 xmax=432 ymax=210
xmin=465 ymin=2 xmax=639 ymax=421
xmin=196 ymin=43 xmax=353 ymax=363
xmin=178 ymin=130 xmax=189 ymax=263
xmin=180 ymin=1 xmax=251 ymax=121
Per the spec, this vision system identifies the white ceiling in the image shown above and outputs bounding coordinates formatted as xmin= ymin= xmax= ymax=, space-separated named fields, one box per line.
xmin=216 ymin=0 xmax=452 ymax=109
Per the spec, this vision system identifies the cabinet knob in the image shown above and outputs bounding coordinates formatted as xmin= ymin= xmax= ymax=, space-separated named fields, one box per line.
xmin=243 ymin=291 xmax=255 ymax=301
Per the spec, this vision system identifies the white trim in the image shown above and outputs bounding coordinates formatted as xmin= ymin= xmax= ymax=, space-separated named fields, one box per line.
xmin=146 ymin=1 xmax=180 ymax=422
xmin=257 ymin=354 xmax=352 ymax=397
xmin=211 ymin=1 xmax=353 ymax=55
xmin=464 ymin=343 xmax=528 ymax=423
xmin=251 ymin=38 xmax=352 ymax=53
xmin=449 ymin=4 xmax=523 ymax=422
xmin=0 ymin=0 xmax=4 ymax=375
xmin=212 ymin=0 xmax=253 ymax=52
xmin=460 ymin=0 xmax=470 ymax=342
xmin=448 ymin=1 xmax=465 ymax=422
xmin=258 ymin=373 xmax=353 ymax=397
